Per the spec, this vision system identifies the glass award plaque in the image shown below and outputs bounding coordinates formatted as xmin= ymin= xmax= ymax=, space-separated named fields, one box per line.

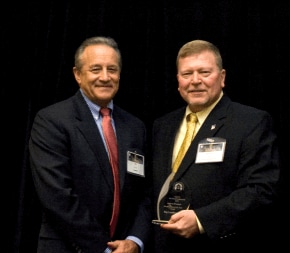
xmin=155 ymin=173 xmax=191 ymax=222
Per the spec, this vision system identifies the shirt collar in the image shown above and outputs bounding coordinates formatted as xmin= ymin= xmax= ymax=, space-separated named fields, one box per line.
xmin=80 ymin=88 xmax=114 ymax=119
xmin=186 ymin=91 xmax=223 ymax=125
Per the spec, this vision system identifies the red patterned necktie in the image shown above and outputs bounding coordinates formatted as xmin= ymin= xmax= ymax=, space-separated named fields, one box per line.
xmin=100 ymin=107 xmax=120 ymax=238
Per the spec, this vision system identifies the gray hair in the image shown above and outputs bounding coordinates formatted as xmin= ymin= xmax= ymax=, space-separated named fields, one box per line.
xmin=74 ymin=36 xmax=122 ymax=70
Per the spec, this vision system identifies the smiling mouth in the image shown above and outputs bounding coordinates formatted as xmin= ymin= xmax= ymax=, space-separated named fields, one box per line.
xmin=190 ymin=90 xmax=204 ymax=93
xmin=97 ymin=85 xmax=113 ymax=88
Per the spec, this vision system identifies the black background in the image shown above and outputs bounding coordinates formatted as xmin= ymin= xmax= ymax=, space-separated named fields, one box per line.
xmin=2 ymin=1 xmax=289 ymax=252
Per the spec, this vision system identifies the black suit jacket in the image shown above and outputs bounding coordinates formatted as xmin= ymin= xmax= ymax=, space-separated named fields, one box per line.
xmin=29 ymin=90 xmax=152 ymax=253
xmin=152 ymin=94 xmax=280 ymax=252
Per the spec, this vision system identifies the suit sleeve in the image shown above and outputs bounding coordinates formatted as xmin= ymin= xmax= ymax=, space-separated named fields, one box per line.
xmin=29 ymin=110 xmax=109 ymax=253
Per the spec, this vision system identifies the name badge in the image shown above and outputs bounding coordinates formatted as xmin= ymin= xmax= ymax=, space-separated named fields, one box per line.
xmin=127 ymin=151 xmax=145 ymax=177
xmin=195 ymin=137 xmax=226 ymax=163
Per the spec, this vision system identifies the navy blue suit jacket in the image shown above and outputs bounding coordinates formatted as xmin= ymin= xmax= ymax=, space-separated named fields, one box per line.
xmin=152 ymin=94 xmax=280 ymax=252
xmin=29 ymin=90 xmax=152 ymax=253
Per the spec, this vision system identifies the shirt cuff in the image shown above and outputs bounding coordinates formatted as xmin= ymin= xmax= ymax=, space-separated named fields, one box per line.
xmin=126 ymin=236 xmax=143 ymax=253
xmin=104 ymin=247 xmax=112 ymax=253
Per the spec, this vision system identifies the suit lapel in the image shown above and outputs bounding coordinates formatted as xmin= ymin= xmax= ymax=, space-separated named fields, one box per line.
xmin=73 ymin=91 xmax=114 ymax=192
xmin=163 ymin=108 xmax=186 ymax=177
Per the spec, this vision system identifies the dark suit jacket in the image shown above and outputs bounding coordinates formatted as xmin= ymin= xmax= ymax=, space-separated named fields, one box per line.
xmin=29 ymin=90 xmax=152 ymax=253
xmin=152 ymin=94 xmax=280 ymax=252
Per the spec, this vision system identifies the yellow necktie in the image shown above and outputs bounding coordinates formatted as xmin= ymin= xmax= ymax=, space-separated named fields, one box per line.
xmin=157 ymin=113 xmax=197 ymax=219
xmin=172 ymin=113 xmax=198 ymax=173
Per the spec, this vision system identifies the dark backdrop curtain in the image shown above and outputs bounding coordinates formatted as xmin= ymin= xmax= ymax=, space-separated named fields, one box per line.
xmin=2 ymin=1 xmax=289 ymax=252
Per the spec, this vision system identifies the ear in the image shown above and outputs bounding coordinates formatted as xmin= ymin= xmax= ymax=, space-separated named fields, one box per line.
xmin=73 ymin=67 xmax=81 ymax=85
xmin=221 ymin=69 xmax=226 ymax=88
